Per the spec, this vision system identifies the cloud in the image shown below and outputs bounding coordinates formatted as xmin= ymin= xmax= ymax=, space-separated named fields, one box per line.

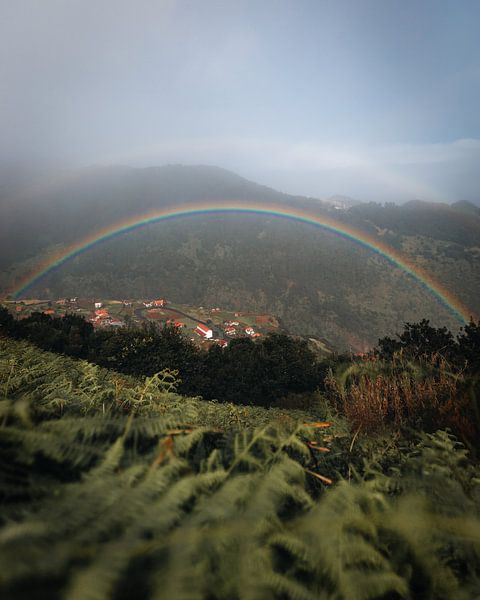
xmin=370 ymin=139 xmax=480 ymax=166
xmin=99 ymin=137 xmax=480 ymax=169
xmin=93 ymin=137 xmax=480 ymax=203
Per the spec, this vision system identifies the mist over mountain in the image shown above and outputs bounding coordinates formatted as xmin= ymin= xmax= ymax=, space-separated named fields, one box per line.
xmin=1 ymin=165 xmax=478 ymax=351
xmin=0 ymin=164 xmax=314 ymax=264
xmin=451 ymin=199 xmax=480 ymax=217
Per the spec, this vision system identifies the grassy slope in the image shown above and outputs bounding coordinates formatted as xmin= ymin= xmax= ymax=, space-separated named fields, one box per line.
xmin=0 ymin=337 xmax=326 ymax=429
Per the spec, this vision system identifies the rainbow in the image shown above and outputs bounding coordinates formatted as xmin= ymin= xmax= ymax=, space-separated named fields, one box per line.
xmin=10 ymin=201 xmax=474 ymax=323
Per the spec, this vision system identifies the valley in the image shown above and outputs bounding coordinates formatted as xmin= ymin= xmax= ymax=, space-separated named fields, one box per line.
xmin=1 ymin=166 xmax=479 ymax=351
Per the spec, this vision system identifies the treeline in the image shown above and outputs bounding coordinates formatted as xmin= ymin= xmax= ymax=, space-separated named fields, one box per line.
xmin=0 ymin=307 xmax=326 ymax=405
xmin=1 ymin=307 xmax=479 ymax=407
xmin=376 ymin=318 xmax=480 ymax=372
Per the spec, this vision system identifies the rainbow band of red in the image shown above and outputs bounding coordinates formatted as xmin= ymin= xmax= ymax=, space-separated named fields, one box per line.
xmin=11 ymin=201 xmax=474 ymax=323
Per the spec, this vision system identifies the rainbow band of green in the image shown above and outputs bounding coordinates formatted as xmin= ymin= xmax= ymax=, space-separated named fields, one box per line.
xmin=11 ymin=201 xmax=474 ymax=323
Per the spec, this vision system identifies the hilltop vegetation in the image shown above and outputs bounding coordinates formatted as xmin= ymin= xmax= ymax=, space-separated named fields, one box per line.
xmin=1 ymin=335 xmax=480 ymax=599
xmin=1 ymin=165 xmax=479 ymax=349
xmin=2 ymin=306 xmax=480 ymax=445
xmin=0 ymin=306 xmax=326 ymax=406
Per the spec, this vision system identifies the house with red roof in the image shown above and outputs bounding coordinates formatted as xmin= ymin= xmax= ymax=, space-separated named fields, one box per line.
xmin=195 ymin=324 xmax=213 ymax=339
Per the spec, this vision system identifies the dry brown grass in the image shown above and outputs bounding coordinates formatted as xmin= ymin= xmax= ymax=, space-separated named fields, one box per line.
xmin=327 ymin=356 xmax=476 ymax=444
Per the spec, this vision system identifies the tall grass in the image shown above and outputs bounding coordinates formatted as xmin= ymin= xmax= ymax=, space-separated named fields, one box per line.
xmin=327 ymin=354 xmax=478 ymax=446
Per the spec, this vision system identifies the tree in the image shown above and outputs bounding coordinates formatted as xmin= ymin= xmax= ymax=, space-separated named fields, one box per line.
xmin=377 ymin=319 xmax=456 ymax=360
xmin=457 ymin=319 xmax=480 ymax=372
xmin=0 ymin=306 xmax=14 ymax=335
xmin=199 ymin=334 xmax=321 ymax=406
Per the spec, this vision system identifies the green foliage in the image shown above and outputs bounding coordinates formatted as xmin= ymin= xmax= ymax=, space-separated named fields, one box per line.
xmin=1 ymin=310 xmax=327 ymax=406
xmin=376 ymin=318 xmax=480 ymax=374
xmin=199 ymin=334 xmax=321 ymax=406
xmin=90 ymin=323 xmax=200 ymax=388
xmin=0 ymin=306 xmax=14 ymax=334
xmin=0 ymin=336 xmax=323 ymax=427
xmin=10 ymin=311 xmax=94 ymax=357
xmin=1 ymin=337 xmax=480 ymax=598
xmin=376 ymin=319 xmax=455 ymax=361
xmin=457 ymin=320 xmax=480 ymax=373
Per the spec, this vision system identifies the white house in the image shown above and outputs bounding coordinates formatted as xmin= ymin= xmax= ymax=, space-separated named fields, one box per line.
xmin=195 ymin=324 xmax=213 ymax=339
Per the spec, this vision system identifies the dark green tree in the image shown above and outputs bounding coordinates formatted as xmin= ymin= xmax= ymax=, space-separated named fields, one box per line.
xmin=199 ymin=334 xmax=321 ymax=406
xmin=377 ymin=319 xmax=456 ymax=360
xmin=0 ymin=306 xmax=14 ymax=335
xmin=457 ymin=319 xmax=480 ymax=373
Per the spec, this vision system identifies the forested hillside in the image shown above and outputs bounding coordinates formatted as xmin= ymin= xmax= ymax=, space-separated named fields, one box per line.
xmin=1 ymin=166 xmax=479 ymax=349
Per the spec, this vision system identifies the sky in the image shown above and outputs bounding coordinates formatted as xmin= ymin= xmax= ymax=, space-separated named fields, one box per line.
xmin=1 ymin=0 xmax=479 ymax=203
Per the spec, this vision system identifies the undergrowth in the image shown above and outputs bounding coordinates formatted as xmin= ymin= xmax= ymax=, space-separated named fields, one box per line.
xmin=327 ymin=354 xmax=480 ymax=449
xmin=1 ymin=337 xmax=480 ymax=599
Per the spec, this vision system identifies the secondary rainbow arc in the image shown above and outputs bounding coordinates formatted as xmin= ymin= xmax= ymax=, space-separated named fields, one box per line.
xmin=10 ymin=201 xmax=474 ymax=324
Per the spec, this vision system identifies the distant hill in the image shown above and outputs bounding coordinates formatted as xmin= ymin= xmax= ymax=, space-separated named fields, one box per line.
xmin=451 ymin=200 xmax=480 ymax=218
xmin=0 ymin=164 xmax=313 ymax=264
xmin=1 ymin=165 xmax=479 ymax=350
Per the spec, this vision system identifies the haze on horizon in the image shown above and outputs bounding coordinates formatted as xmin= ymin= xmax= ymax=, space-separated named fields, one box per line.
xmin=1 ymin=0 xmax=479 ymax=204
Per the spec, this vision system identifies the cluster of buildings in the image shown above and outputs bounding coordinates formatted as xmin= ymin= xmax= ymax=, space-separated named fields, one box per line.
xmin=143 ymin=298 xmax=167 ymax=309
xmin=92 ymin=307 xmax=123 ymax=328
xmin=194 ymin=319 xmax=262 ymax=347
xmin=222 ymin=320 xmax=261 ymax=338
xmin=6 ymin=297 xmax=273 ymax=347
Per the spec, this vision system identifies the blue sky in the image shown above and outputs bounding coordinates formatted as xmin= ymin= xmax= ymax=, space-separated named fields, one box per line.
xmin=1 ymin=0 xmax=479 ymax=202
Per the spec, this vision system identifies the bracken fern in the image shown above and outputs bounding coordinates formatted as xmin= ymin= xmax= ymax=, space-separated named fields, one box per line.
xmin=1 ymin=337 xmax=480 ymax=599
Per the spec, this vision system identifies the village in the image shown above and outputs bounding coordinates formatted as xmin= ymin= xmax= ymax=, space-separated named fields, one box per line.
xmin=2 ymin=297 xmax=282 ymax=348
